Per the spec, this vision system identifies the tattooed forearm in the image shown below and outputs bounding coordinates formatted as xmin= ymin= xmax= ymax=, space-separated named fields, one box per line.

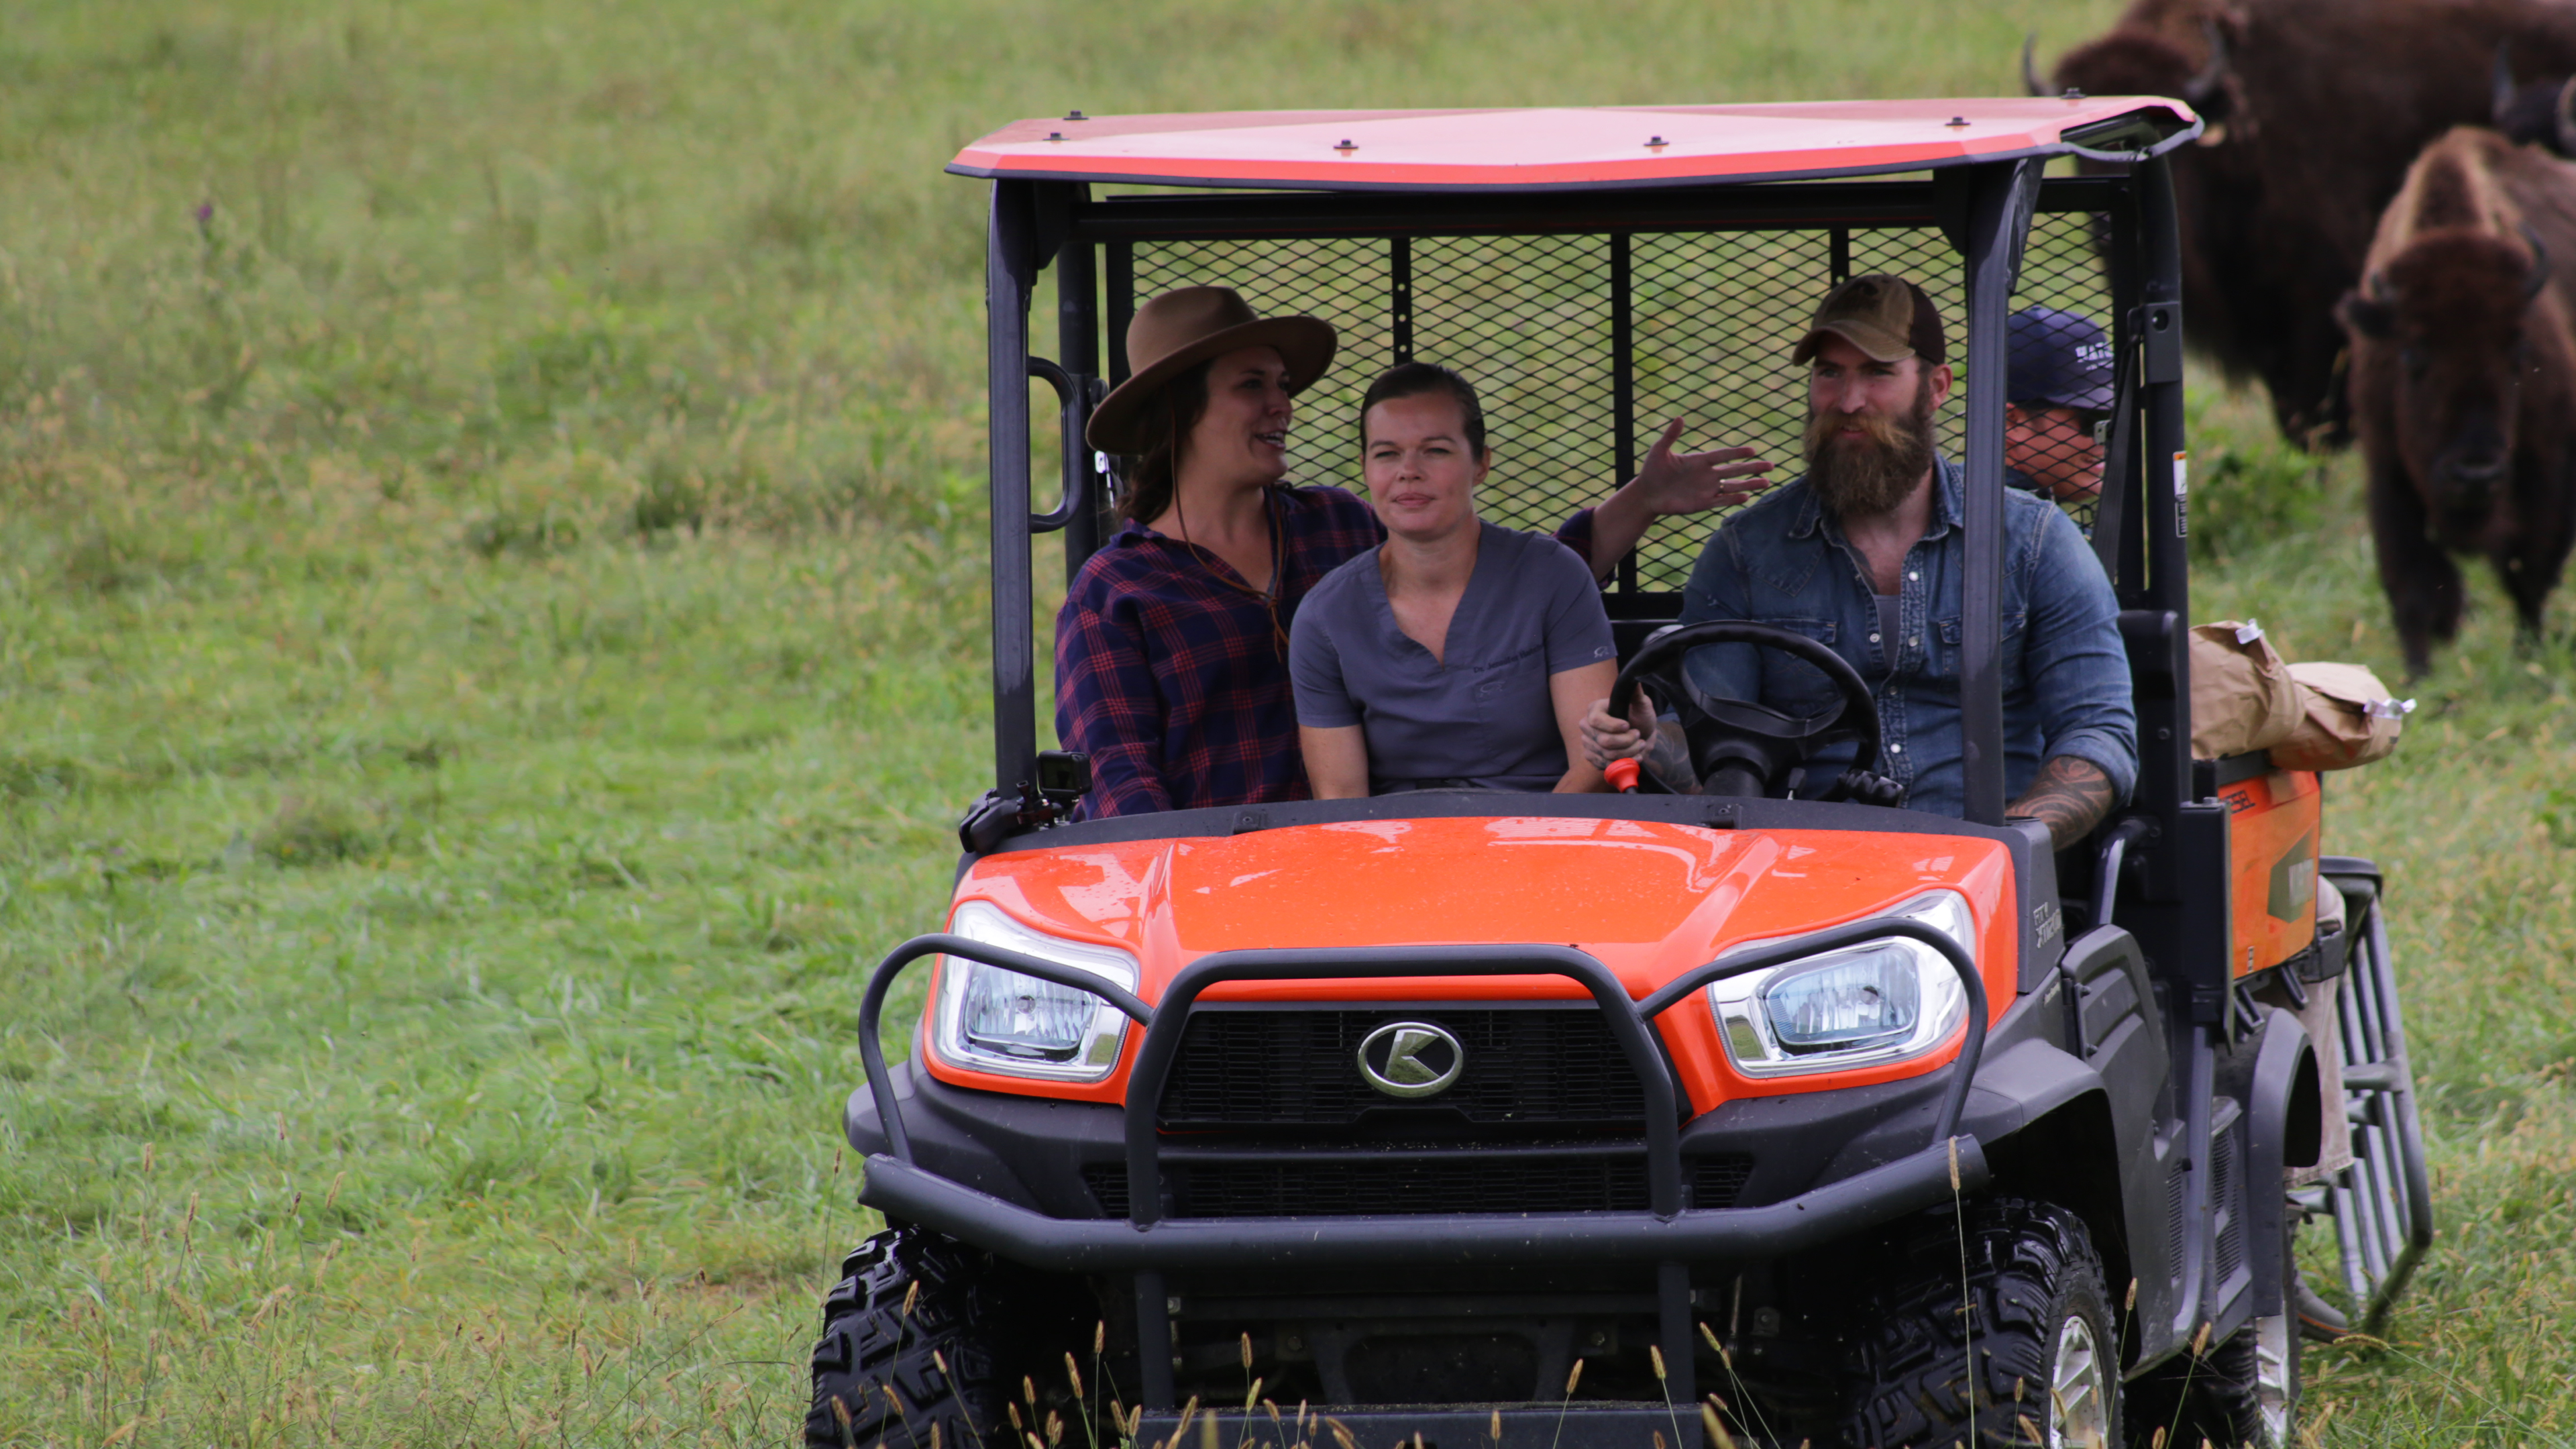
xmin=2007 ymin=755 xmax=2116 ymax=850
xmin=1643 ymin=719 xmax=1704 ymax=796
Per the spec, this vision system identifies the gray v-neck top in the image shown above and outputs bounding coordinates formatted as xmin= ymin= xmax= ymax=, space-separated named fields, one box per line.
xmin=1289 ymin=521 xmax=1617 ymax=792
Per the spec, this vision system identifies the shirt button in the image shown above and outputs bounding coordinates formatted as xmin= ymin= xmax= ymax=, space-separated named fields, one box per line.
xmin=1909 ymin=636 xmax=1920 ymax=647
xmin=1908 ymin=571 xmax=1919 ymax=581
xmin=1890 ymin=743 xmax=1903 ymax=753
xmin=1868 ymin=632 xmax=1881 ymax=643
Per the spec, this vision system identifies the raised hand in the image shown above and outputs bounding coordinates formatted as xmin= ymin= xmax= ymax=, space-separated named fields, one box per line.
xmin=1634 ymin=417 xmax=1776 ymax=516
xmin=1581 ymin=419 xmax=1777 ymax=583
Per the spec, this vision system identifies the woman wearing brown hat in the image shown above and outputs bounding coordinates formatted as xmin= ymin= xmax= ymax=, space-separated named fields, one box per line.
xmin=1056 ymin=285 xmax=1770 ymax=817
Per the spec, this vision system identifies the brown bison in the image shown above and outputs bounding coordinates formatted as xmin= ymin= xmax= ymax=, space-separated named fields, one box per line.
xmin=2337 ymin=127 xmax=2576 ymax=676
xmin=2031 ymin=0 xmax=2576 ymax=447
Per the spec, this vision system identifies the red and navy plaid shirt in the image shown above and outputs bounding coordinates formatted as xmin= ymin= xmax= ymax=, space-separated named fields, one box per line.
xmin=1055 ymin=485 xmax=1595 ymax=818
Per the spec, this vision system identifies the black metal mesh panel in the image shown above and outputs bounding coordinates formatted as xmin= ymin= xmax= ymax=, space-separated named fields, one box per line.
xmin=1126 ymin=208 xmax=2117 ymax=593
xmin=1629 ymin=228 xmax=1825 ymax=585
xmin=1410 ymin=235 xmax=1615 ymax=545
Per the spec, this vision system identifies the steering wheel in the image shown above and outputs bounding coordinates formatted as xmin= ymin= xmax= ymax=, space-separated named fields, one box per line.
xmin=1606 ymin=620 xmax=1894 ymax=802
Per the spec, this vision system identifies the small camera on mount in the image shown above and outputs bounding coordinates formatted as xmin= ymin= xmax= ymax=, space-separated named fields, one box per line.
xmin=956 ymin=752 xmax=1093 ymax=855
xmin=1034 ymin=751 xmax=1090 ymax=811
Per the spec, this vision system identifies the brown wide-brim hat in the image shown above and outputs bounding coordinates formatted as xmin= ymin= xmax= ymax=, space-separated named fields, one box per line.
xmin=1086 ymin=286 xmax=1338 ymax=453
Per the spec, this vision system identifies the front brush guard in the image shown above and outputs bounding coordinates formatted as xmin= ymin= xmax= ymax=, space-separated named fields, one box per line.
xmin=853 ymin=924 xmax=1990 ymax=1411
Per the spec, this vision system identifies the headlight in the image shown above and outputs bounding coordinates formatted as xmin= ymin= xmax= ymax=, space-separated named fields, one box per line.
xmin=1707 ymin=890 xmax=1974 ymax=1077
xmin=933 ymin=900 xmax=1138 ymax=1082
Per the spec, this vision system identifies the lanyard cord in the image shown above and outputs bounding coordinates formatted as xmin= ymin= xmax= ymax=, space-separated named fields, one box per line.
xmin=1167 ymin=403 xmax=1289 ymax=657
xmin=1174 ymin=486 xmax=1288 ymax=658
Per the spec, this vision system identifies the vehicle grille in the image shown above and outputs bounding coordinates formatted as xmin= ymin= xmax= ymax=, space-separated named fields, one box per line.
xmin=1081 ymin=1153 xmax=1755 ymax=1219
xmin=2213 ymin=1124 xmax=2245 ymax=1283
xmin=1157 ymin=1008 xmax=1648 ymax=1130
xmin=1693 ymin=1154 xmax=1754 ymax=1208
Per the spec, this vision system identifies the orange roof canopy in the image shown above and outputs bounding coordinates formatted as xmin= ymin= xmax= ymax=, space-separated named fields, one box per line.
xmin=949 ymin=99 xmax=2198 ymax=193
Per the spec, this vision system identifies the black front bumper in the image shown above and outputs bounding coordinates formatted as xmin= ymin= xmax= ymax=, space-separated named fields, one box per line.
xmin=858 ymin=1133 xmax=1988 ymax=1271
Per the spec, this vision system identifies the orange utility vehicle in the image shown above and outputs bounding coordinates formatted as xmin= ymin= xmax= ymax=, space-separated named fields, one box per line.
xmin=809 ymin=101 xmax=2431 ymax=1449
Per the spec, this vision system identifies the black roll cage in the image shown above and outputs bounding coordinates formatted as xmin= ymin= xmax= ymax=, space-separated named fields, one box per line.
xmin=853 ymin=119 xmax=2413 ymax=1409
xmin=978 ymin=152 xmax=2197 ymax=839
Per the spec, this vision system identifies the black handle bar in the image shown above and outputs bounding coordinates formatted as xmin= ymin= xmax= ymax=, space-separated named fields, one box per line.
xmin=1026 ymin=356 xmax=1090 ymax=533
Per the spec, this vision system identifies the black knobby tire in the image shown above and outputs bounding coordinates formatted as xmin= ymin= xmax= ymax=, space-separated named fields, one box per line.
xmin=1837 ymin=1197 xmax=2121 ymax=1449
xmin=2125 ymin=1321 xmax=2298 ymax=1449
xmin=806 ymin=1228 xmax=1012 ymax=1449
xmin=2200 ymin=1314 xmax=2297 ymax=1448
xmin=2124 ymin=1232 xmax=2299 ymax=1449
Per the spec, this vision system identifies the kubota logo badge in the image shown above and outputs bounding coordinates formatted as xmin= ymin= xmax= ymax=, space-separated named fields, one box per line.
xmin=1356 ymin=1020 xmax=1464 ymax=1099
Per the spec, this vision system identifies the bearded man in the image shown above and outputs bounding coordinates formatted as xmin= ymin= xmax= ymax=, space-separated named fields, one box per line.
xmin=1583 ymin=274 xmax=2136 ymax=847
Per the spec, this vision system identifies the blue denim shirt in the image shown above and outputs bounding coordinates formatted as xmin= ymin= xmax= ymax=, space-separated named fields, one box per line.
xmin=1678 ymin=454 xmax=2136 ymax=817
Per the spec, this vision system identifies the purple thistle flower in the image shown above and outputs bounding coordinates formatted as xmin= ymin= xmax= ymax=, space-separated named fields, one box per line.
xmin=195 ymin=201 xmax=215 ymax=232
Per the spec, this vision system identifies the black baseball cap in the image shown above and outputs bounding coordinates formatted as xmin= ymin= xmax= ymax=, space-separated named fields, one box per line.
xmin=2006 ymin=307 xmax=2115 ymax=411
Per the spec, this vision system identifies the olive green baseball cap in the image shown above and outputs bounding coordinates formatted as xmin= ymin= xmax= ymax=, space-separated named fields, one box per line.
xmin=1790 ymin=274 xmax=1947 ymax=366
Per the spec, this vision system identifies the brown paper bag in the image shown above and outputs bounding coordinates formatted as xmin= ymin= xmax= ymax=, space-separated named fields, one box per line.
xmin=2189 ymin=619 xmax=2302 ymax=759
xmin=2271 ymin=661 xmax=2411 ymax=771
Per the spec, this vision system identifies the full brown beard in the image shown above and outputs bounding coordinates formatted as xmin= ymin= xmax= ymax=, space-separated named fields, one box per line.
xmin=1803 ymin=373 xmax=1937 ymax=519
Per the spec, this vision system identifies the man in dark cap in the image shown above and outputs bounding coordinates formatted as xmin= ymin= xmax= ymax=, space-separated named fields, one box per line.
xmin=2006 ymin=306 xmax=2117 ymax=502
xmin=1583 ymin=274 xmax=2135 ymax=848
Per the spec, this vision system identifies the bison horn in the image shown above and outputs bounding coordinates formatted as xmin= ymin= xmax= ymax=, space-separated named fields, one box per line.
xmin=2554 ymin=76 xmax=2576 ymax=158
xmin=2494 ymin=40 xmax=2518 ymax=125
xmin=2022 ymin=34 xmax=2048 ymax=97
xmin=2181 ymin=19 xmax=2231 ymax=106
xmin=2520 ymin=222 xmax=2553 ymax=303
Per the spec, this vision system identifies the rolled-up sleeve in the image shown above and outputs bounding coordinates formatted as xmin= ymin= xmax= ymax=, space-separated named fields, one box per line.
xmin=1287 ymin=590 xmax=1360 ymax=729
xmin=1053 ymin=583 xmax=1173 ymax=817
xmin=1538 ymin=541 xmax=1619 ymax=672
xmin=2021 ymin=505 xmax=2137 ymax=803
xmin=1550 ymin=507 xmax=1598 ymax=574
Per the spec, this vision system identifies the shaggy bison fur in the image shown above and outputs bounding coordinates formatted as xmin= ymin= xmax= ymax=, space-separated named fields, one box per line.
xmin=2338 ymin=127 xmax=2576 ymax=675
xmin=2036 ymin=0 xmax=2576 ymax=447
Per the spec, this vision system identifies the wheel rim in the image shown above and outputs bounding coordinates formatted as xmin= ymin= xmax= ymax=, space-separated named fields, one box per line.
xmin=2251 ymin=1312 xmax=2295 ymax=1446
xmin=2048 ymin=1311 xmax=2112 ymax=1449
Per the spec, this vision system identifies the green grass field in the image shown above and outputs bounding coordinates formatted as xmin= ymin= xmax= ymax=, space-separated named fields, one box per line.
xmin=4 ymin=1 xmax=2573 ymax=1444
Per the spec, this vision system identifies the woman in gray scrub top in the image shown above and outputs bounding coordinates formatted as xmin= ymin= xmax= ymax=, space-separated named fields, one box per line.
xmin=1289 ymin=364 xmax=1621 ymax=796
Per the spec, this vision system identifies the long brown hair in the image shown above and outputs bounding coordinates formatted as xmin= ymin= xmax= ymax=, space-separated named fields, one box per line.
xmin=1114 ymin=360 xmax=1216 ymax=523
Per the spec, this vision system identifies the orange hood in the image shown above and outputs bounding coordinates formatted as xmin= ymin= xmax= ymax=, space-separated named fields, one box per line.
xmin=934 ymin=816 xmax=2019 ymax=1111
